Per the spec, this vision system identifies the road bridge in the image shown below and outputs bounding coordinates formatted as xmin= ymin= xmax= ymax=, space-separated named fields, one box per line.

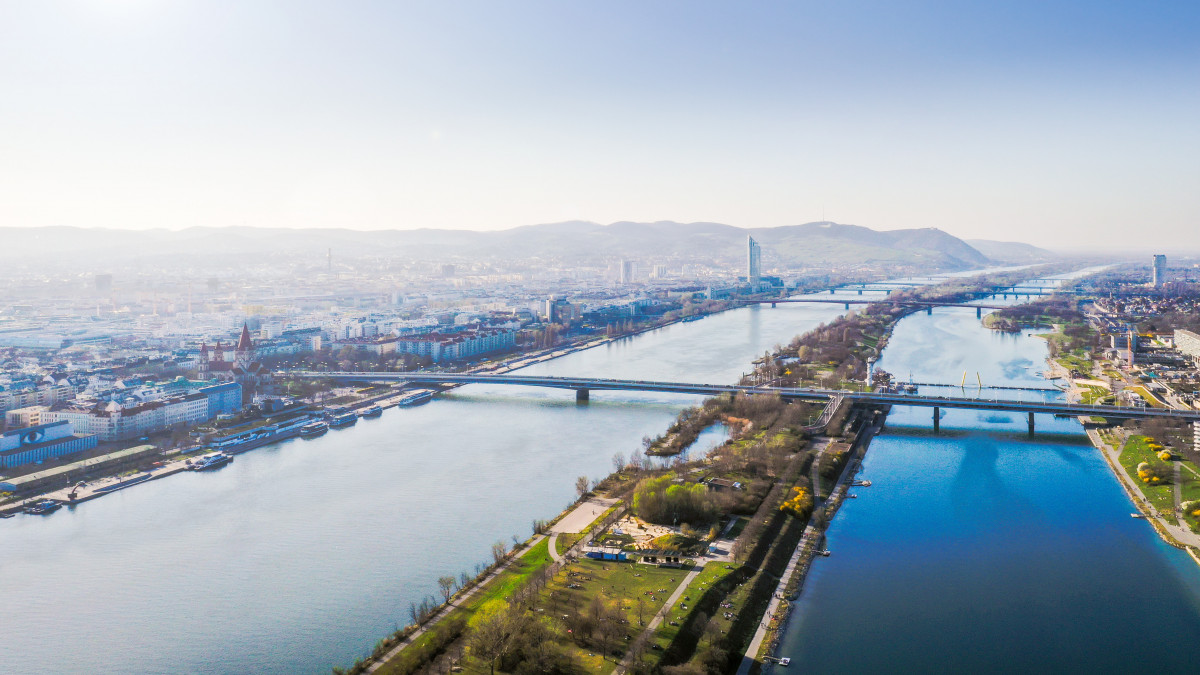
xmin=741 ymin=297 xmax=1013 ymax=317
xmin=289 ymin=371 xmax=1200 ymax=434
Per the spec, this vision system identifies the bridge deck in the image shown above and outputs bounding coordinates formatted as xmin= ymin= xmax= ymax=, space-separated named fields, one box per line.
xmin=290 ymin=372 xmax=1200 ymax=422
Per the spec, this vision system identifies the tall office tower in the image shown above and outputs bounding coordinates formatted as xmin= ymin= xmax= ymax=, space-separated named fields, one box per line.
xmin=747 ymin=236 xmax=761 ymax=290
xmin=619 ymin=260 xmax=636 ymax=284
xmin=1152 ymin=254 xmax=1166 ymax=287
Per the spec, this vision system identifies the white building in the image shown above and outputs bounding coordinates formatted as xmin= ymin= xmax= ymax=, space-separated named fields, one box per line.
xmin=1175 ymin=329 xmax=1200 ymax=363
xmin=396 ymin=327 xmax=516 ymax=362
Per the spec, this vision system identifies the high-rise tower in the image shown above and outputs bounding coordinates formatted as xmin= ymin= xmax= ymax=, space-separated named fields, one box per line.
xmin=747 ymin=236 xmax=761 ymax=290
xmin=619 ymin=260 xmax=636 ymax=284
xmin=1152 ymin=254 xmax=1166 ymax=287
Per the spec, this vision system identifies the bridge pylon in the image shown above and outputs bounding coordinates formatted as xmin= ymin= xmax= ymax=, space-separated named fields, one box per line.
xmin=933 ymin=406 xmax=940 ymax=433
xmin=1027 ymin=411 xmax=1035 ymax=437
xmin=576 ymin=388 xmax=589 ymax=404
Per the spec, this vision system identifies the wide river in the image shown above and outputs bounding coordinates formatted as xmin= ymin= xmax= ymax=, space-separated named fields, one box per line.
xmin=1 ymin=283 xmax=893 ymax=674
xmin=774 ymin=277 xmax=1200 ymax=673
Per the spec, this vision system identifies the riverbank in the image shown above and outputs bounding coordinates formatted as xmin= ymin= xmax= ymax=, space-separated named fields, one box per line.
xmin=1029 ymin=311 xmax=1200 ymax=560
xmin=743 ymin=405 xmax=886 ymax=674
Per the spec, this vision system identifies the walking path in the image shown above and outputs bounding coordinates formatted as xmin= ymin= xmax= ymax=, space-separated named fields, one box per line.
xmin=364 ymin=534 xmax=547 ymax=673
xmin=612 ymin=562 xmax=707 ymax=675
xmin=1088 ymin=428 xmax=1200 ymax=550
xmin=734 ymin=438 xmax=836 ymax=675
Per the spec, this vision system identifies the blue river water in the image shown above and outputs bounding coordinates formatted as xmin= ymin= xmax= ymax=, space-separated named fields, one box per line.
xmin=774 ymin=285 xmax=1200 ymax=673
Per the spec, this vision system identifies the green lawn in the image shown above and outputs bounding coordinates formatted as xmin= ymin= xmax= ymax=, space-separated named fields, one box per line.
xmin=643 ymin=563 xmax=741 ymax=659
xmin=467 ymin=537 xmax=553 ymax=619
xmin=1079 ymin=384 xmax=1113 ymax=405
xmin=1131 ymin=386 xmax=1167 ymax=409
xmin=1119 ymin=435 xmax=1177 ymax=523
xmin=532 ymin=559 xmax=691 ymax=673
xmin=374 ymin=537 xmax=556 ymax=673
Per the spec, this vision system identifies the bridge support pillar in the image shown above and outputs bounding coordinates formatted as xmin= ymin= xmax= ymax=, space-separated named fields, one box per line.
xmin=927 ymin=307 xmax=933 ymax=315
xmin=770 ymin=302 xmax=777 ymax=308
xmin=576 ymin=389 xmax=589 ymax=404
xmin=1003 ymin=293 xmax=1008 ymax=300
xmin=886 ymin=289 xmax=892 ymax=295
xmin=858 ymin=289 xmax=863 ymax=295
xmin=977 ymin=307 xmax=982 ymax=319
xmin=830 ymin=288 xmax=835 ymax=294
xmin=1027 ymin=412 xmax=1035 ymax=437
xmin=845 ymin=302 xmax=850 ymax=310
xmin=933 ymin=406 xmax=940 ymax=433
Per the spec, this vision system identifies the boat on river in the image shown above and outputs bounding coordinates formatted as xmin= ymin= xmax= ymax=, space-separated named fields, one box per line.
xmin=23 ymin=499 xmax=62 ymax=515
xmin=209 ymin=417 xmax=312 ymax=455
xmin=94 ymin=472 xmax=154 ymax=493
xmin=359 ymin=405 xmax=383 ymax=418
xmin=396 ymin=390 xmax=433 ymax=407
xmin=190 ymin=452 xmax=233 ymax=471
xmin=327 ymin=411 xmax=358 ymax=428
xmin=299 ymin=421 xmax=329 ymax=437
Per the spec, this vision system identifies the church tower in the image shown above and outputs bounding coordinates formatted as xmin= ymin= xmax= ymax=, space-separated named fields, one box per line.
xmin=235 ymin=323 xmax=254 ymax=370
xmin=198 ymin=343 xmax=210 ymax=379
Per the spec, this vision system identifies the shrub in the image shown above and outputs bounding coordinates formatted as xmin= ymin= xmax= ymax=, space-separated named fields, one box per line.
xmin=1137 ymin=461 xmax=1168 ymax=485
xmin=779 ymin=486 xmax=814 ymax=520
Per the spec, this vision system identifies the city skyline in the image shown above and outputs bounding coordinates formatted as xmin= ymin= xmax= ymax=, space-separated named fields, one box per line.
xmin=1 ymin=1 xmax=1197 ymax=249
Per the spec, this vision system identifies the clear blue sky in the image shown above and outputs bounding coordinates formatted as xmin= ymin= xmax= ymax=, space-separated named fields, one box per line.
xmin=1 ymin=1 xmax=1196 ymax=249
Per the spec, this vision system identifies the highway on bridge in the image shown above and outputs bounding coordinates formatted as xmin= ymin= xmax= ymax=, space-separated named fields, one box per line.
xmin=289 ymin=371 xmax=1200 ymax=426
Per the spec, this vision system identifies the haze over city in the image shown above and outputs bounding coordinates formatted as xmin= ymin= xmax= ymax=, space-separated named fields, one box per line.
xmin=5 ymin=3 xmax=1200 ymax=675
xmin=2 ymin=1 xmax=1197 ymax=249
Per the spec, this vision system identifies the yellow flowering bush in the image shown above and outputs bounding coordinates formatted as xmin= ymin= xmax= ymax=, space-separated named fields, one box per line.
xmin=1137 ymin=462 xmax=1166 ymax=485
xmin=780 ymin=486 xmax=814 ymax=519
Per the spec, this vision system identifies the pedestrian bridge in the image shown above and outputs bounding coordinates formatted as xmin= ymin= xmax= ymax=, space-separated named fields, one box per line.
xmin=289 ymin=371 xmax=1200 ymax=432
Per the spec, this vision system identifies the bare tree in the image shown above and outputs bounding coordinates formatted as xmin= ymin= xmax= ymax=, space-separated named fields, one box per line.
xmin=575 ymin=475 xmax=590 ymax=499
xmin=460 ymin=571 xmax=472 ymax=589
xmin=629 ymin=449 xmax=645 ymax=472
xmin=491 ymin=540 xmax=508 ymax=566
xmin=612 ymin=452 xmax=626 ymax=473
xmin=438 ymin=576 xmax=456 ymax=603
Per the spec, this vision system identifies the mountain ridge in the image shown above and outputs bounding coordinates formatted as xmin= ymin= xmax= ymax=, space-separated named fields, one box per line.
xmin=0 ymin=221 xmax=1002 ymax=271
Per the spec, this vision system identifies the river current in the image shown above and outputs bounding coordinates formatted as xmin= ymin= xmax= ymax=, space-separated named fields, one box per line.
xmin=7 ymin=272 xmax=1197 ymax=674
xmin=0 ymin=287 xmax=872 ymax=674
xmin=774 ymin=281 xmax=1200 ymax=673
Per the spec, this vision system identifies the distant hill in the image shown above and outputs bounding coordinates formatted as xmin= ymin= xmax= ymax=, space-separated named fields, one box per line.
xmin=0 ymin=221 xmax=997 ymax=272
xmin=966 ymin=239 xmax=1056 ymax=263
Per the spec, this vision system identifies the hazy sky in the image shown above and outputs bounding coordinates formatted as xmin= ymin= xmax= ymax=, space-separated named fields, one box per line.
xmin=1 ymin=1 xmax=1196 ymax=249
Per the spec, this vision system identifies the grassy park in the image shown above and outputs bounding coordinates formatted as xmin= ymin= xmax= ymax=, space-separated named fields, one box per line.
xmin=1120 ymin=435 xmax=1178 ymax=524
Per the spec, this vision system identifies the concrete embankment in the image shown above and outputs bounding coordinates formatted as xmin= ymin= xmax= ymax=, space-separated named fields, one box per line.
xmin=738 ymin=404 xmax=888 ymax=674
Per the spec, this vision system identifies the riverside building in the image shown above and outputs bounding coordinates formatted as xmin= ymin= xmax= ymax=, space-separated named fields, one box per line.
xmin=0 ymin=420 xmax=98 ymax=469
